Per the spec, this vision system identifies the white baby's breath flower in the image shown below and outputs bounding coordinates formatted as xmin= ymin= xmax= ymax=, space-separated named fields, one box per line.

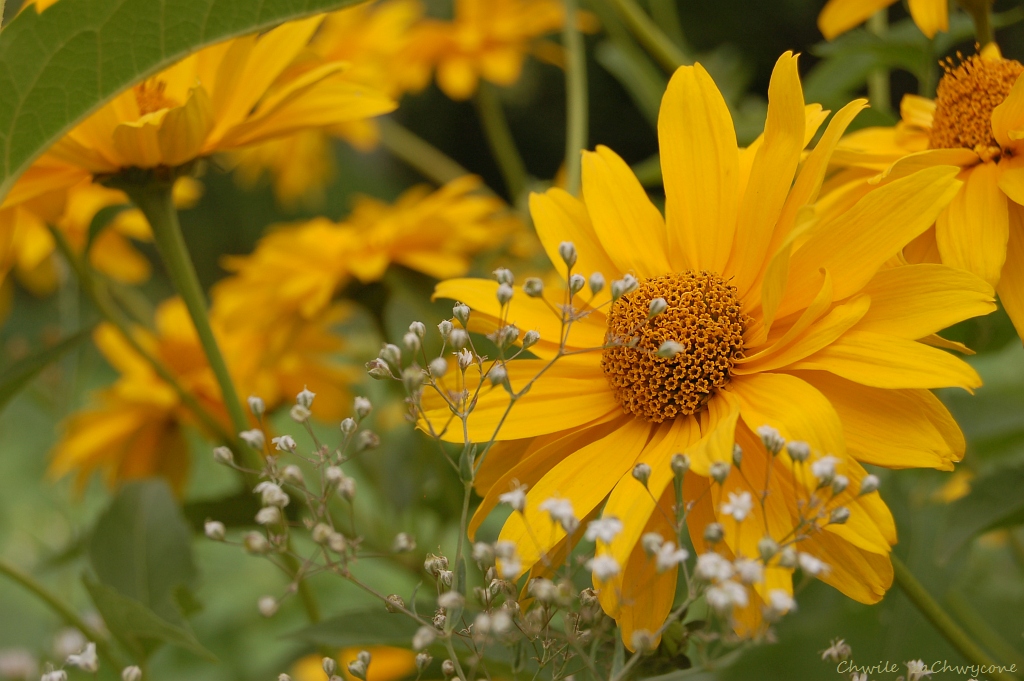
xmin=498 ymin=483 xmax=528 ymax=513
xmin=906 ymin=659 xmax=933 ymax=681
xmin=721 ymin=491 xmax=753 ymax=522
xmin=65 ymin=643 xmax=98 ymax=673
xmin=706 ymin=580 xmax=748 ymax=612
xmin=766 ymin=589 xmax=796 ymax=616
xmin=586 ymin=555 xmax=621 ymax=582
xmin=654 ymin=541 xmax=689 ymax=573
xmin=734 ymin=558 xmax=764 ymax=585
xmin=797 ymin=552 xmax=829 ymax=577
xmin=695 ymin=552 xmax=734 ymax=582
xmin=810 ymin=455 xmax=840 ymax=483
xmin=584 ymin=517 xmax=623 ymax=544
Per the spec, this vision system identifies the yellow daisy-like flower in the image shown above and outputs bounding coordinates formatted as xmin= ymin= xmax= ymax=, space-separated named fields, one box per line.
xmin=49 ymin=296 xmax=354 ymax=490
xmin=828 ymin=45 xmax=1024 ymax=340
xmin=213 ymin=176 xmax=520 ymax=331
xmin=417 ymin=0 xmax=597 ymax=101
xmin=46 ymin=16 xmax=395 ymax=175
xmin=426 ymin=53 xmax=993 ymax=644
xmin=818 ymin=0 xmax=948 ymax=39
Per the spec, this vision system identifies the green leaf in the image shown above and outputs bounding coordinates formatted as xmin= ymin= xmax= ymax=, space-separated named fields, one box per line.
xmin=0 ymin=325 xmax=94 ymax=414
xmin=88 ymin=480 xmax=198 ymax=623
xmin=939 ymin=460 xmax=1024 ymax=562
xmin=288 ymin=608 xmax=423 ymax=648
xmin=0 ymin=0 xmax=369 ymax=201
xmin=83 ymin=577 xmax=216 ymax=662
xmin=84 ymin=203 xmax=130 ymax=254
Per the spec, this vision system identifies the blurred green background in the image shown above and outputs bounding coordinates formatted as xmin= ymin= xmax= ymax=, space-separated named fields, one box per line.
xmin=2 ymin=0 xmax=1024 ymax=679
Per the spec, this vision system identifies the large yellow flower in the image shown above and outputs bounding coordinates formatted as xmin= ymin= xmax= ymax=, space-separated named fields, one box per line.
xmin=426 ymin=54 xmax=992 ymax=644
xmin=213 ymin=176 xmax=520 ymax=331
xmin=46 ymin=16 xmax=395 ymax=174
xmin=828 ymin=46 xmax=1024 ymax=340
xmin=818 ymin=0 xmax=948 ymax=39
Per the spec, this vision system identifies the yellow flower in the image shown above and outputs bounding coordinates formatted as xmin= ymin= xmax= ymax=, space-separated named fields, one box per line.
xmin=49 ymin=296 xmax=355 ymax=489
xmin=291 ymin=646 xmax=417 ymax=681
xmin=818 ymin=0 xmax=948 ymax=39
xmin=425 ymin=53 xmax=992 ymax=644
xmin=46 ymin=17 xmax=395 ymax=175
xmin=418 ymin=0 xmax=597 ymax=100
xmin=828 ymin=45 xmax=1024 ymax=340
xmin=213 ymin=176 xmax=520 ymax=331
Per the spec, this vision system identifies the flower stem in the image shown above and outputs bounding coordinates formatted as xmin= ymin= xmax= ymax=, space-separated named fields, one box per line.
xmin=114 ymin=173 xmax=251 ymax=454
xmin=474 ymin=83 xmax=528 ymax=202
xmin=945 ymin=590 xmax=1024 ymax=673
xmin=892 ymin=555 xmax=1017 ymax=681
xmin=563 ymin=0 xmax=588 ymax=196
xmin=378 ymin=118 xmax=480 ymax=189
xmin=0 ymin=557 xmax=130 ymax=671
xmin=867 ymin=10 xmax=891 ymax=114
xmin=959 ymin=0 xmax=995 ymax=45
xmin=601 ymin=0 xmax=688 ymax=72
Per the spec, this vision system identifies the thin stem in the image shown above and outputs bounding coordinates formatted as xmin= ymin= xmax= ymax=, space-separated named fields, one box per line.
xmin=474 ymin=83 xmax=528 ymax=202
xmin=945 ymin=590 xmax=1024 ymax=673
xmin=563 ymin=0 xmax=588 ymax=196
xmin=866 ymin=10 xmax=891 ymax=114
xmin=892 ymin=555 xmax=1017 ymax=681
xmin=378 ymin=118 xmax=483 ymax=189
xmin=602 ymin=0 xmax=688 ymax=72
xmin=648 ymin=0 xmax=687 ymax=48
xmin=959 ymin=0 xmax=994 ymax=45
xmin=282 ymin=551 xmax=322 ymax=624
xmin=0 ymin=557 xmax=131 ymax=671
xmin=113 ymin=173 xmax=252 ymax=455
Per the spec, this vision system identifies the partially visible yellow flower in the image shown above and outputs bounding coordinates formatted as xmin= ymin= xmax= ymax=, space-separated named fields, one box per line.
xmin=46 ymin=17 xmax=395 ymax=175
xmin=291 ymin=646 xmax=417 ymax=681
xmin=425 ymin=53 xmax=991 ymax=645
xmin=214 ymin=176 xmax=520 ymax=331
xmin=417 ymin=0 xmax=598 ymax=100
xmin=818 ymin=0 xmax=948 ymax=40
xmin=827 ymin=45 xmax=1024 ymax=340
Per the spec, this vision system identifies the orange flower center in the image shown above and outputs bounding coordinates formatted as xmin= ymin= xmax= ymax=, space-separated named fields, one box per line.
xmin=601 ymin=271 xmax=749 ymax=423
xmin=133 ymin=79 xmax=178 ymax=116
xmin=928 ymin=53 xmax=1024 ymax=156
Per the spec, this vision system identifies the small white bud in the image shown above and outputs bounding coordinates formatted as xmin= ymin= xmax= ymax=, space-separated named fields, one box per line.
xmin=239 ymin=429 xmax=265 ymax=450
xmin=441 ymin=660 xmax=456 ymax=679
xmin=278 ymin=675 xmax=292 ymax=681
xmin=829 ymin=507 xmax=851 ymax=524
xmin=281 ymin=465 xmax=304 ymax=486
xmin=657 ymin=340 xmax=683 ymax=358
xmin=786 ymin=440 xmax=811 ymax=462
xmin=648 ymin=297 xmax=667 ymax=317
xmin=65 ymin=642 xmax=98 ymax=673
xmin=584 ymin=517 xmax=624 ymax=543
xmin=523 ymin=277 xmax=544 ymax=297
xmin=496 ymin=324 xmax=519 ymax=348
xmin=732 ymin=443 xmax=743 ymax=468
xmin=631 ymin=630 xmax=655 ymax=653
xmin=354 ymin=396 xmax=372 ymax=418
xmin=709 ymin=460 xmax=730 ymax=484
xmin=415 ymin=652 xmax=433 ymax=671
xmin=695 ymin=552 xmax=734 ymax=582
xmin=488 ymin=364 xmax=508 ymax=386
xmin=255 ymin=506 xmax=282 ymax=526
xmin=810 ymin=455 xmax=839 ymax=485
xmin=409 ymin=321 xmax=426 ymax=338
xmin=632 ymin=462 xmax=651 ymax=487
xmin=347 ymin=659 xmax=368 ymax=680
xmin=392 ymin=532 xmax=416 ymax=553
xmin=122 ymin=666 xmax=143 ymax=681
xmin=247 ymin=395 xmax=265 ymax=417
xmin=296 ymin=387 xmax=315 ymax=409
xmin=797 ymin=552 xmax=828 ymax=576
xmin=778 ymin=546 xmax=798 ymax=569
xmin=448 ymin=328 xmax=469 ymax=349
xmin=402 ymin=366 xmax=425 ymax=393
xmin=831 ymin=474 xmax=849 ymax=495
xmin=428 ymin=357 xmax=448 ymax=377
xmin=258 ymin=596 xmax=278 ymax=617
xmin=734 ymin=558 xmax=764 ymax=584
xmin=655 ymin=541 xmax=689 ymax=573
xmin=558 ymin=241 xmax=577 ymax=268
xmin=859 ymin=474 xmax=880 ymax=495
xmin=42 ymin=671 xmax=68 ymax=681
xmin=569 ymin=273 xmax=586 ymax=295
xmin=704 ymin=522 xmax=725 ymax=544
xmin=328 ymin=532 xmax=347 ymax=554
xmin=498 ymin=484 xmax=528 ymax=513
xmin=453 ymin=303 xmax=471 ymax=326
xmin=438 ymin=319 xmax=453 ymax=339
xmin=254 ymin=481 xmax=290 ymax=508
xmin=243 ymin=531 xmax=270 ymax=554
xmin=610 ymin=274 xmax=638 ymax=301
xmin=522 ymin=329 xmax=540 ymax=349
xmin=213 ymin=446 xmax=234 ymax=465
xmin=671 ymin=453 xmax=690 ymax=476
xmin=758 ymin=536 xmax=779 ymax=561
xmin=340 ymin=417 xmax=357 ymax=434
xmin=322 ymin=658 xmax=338 ymax=676
xmin=493 ymin=268 xmax=514 ymax=285
xmin=496 ymin=283 xmax=514 ymax=305
xmin=413 ymin=626 xmax=436 ymax=651
xmin=204 ymin=520 xmax=226 ymax=541
xmin=290 ymin=404 xmax=311 ymax=422
xmin=757 ymin=425 xmax=786 ymax=455
xmin=722 ymin=490 xmax=753 ymax=522
xmin=365 ymin=358 xmax=392 ymax=379
xmin=438 ymin=591 xmax=464 ymax=610
xmin=312 ymin=523 xmax=334 ymax=544
xmin=457 ymin=348 xmax=474 ymax=370
xmin=379 ymin=343 xmax=402 ymax=371
xmin=472 ymin=542 xmax=495 ymax=565
xmin=586 ymin=555 xmax=620 ymax=582
xmin=337 ymin=476 xmax=357 ymax=501
xmin=403 ymin=332 xmax=421 ymax=353
xmin=271 ymin=435 xmax=297 ymax=453
xmin=641 ymin=532 xmax=665 ymax=556
xmin=766 ymin=589 xmax=796 ymax=617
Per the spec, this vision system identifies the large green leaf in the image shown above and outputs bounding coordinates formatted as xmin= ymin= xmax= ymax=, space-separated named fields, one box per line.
xmin=938 ymin=460 xmax=1024 ymax=562
xmin=88 ymin=480 xmax=198 ymax=623
xmin=0 ymin=0 xmax=369 ymax=201
xmin=0 ymin=325 xmax=94 ymax=414
xmin=83 ymin=577 xmax=216 ymax=662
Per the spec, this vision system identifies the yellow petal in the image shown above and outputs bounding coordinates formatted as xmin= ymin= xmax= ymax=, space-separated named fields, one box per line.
xmin=798 ymin=529 xmax=892 ymax=604
xmin=907 ymin=0 xmax=948 ymax=37
xmin=728 ymin=52 xmax=806 ymax=297
xmin=789 ymin=330 xmax=982 ymax=391
xmin=156 ymin=87 xmax=215 ymax=167
xmin=936 ymin=163 xmax=1009 ymax=287
xmin=818 ymin=0 xmax=894 ymax=39
xmin=793 ymin=370 xmax=964 ymax=470
xmin=877 ymin=148 xmax=978 ymax=181
xmin=530 ymin=188 xmax=621 ymax=290
xmin=497 ymin=419 xmax=653 ymax=576
xmin=997 ymin=202 xmax=1024 ymax=339
xmin=856 ymin=263 xmax=995 ymax=338
xmin=688 ymin=391 xmax=741 ymax=476
xmin=997 ymin=152 xmax=1024 ymax=205
xmin=437 ymin=57 xmax=479 ymax=100
xmin=780 ymin=166 xmax=961 ymax=318
xmin=658 ymin=62 xmax=739 ymax=273
xmin=580 ymin=146 xmax=670 ymax=277
xmin=901 ymin=94 xmax=936 ymax=129
xmin=992 ymin=73 xmax=1024 ymax=149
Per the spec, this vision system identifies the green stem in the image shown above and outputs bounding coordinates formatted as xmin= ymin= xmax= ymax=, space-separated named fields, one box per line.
xmin=602 ymin=0 xmax=689 ymax=72
xmin=377 ymin=118 xmax=481 ymax=189
xmin=945 ymin=590 xmax=1024 ymax=672
xmin=867 ymin=11 xmax=891 ymax=114
xmin=474 ymin=83 xmax=528 ymax=202
xmin=959 ymin=0 xmax=994 ymax=45
xmin=648 ymin=0 xmax=687 ymax=48
xmin=0 ymin=557 xmax=130 ymax=671
xmin=113 ymin=173 xmax=251 ymax=451
xmin=282 ymin=551 xmax=321 ymax=624
xmin=562 ymin=0 xmax=588 ymax=196
xmin=632 ymin=152 xmax=662 ymax=187
xmin=892 ymin=555 xmax=1018 ymax=681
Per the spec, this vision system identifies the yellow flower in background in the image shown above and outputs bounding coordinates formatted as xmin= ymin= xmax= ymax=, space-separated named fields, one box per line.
xmin=291 ymin=647 xmax=417 ymax=681
xmin=426 ymin=53 xmax=993 ymax=645
xmin=230 ymin=0 xmax=435 ymax=207
xmin=418 ymin=0 xmax=598 ymax=100
xmin=46 ymin=16 xmax=395 ymax=175
xmin=49 ymin=296 xmax=355 ymax=490
xmin=214 ymin=176 xmax=520 ymax=331
xmin=828 ymin=45 xmax=1024 ymax=340
xmin=818 ymin=0 xmax=948 ymax=39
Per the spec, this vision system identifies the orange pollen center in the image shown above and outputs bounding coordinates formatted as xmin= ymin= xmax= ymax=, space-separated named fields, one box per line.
xmin=928 ymin=53 xmax=1024 ymax=155
xmin=134 ymin=79 xmax=178 ymax=116
xmin=600 ymin=271 xmax=749 ymax=423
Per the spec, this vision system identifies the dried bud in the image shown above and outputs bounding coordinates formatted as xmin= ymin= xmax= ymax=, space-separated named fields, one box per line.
xmin=432 ymin=611 xmax=447 ymax=629
xmin=385 ymin=594 xmax=405 ymax=613
xmin=365 ymin=358 xmax=392 ymax=380
xmin=579 ymin=587 xmax=599 ymax=607
xmin=296 ymin=387 xmax=315 ymax=409
xmin=322 ymin=658 xmax=337 ymax=676
xmin=671 ymin=453 xmax=690 ymax=476
xmin=558 ymin=241 xmax=577 ymax=268
xmin=441 ymin=660 xmax=456 ymax=679
xmin=457 ymin=348 xmax=474 ymax=370
xmin=415 ymin=652 xmax=433 ymax=671
xmin=213 ymin=446 xmax=234 ymax=466
xmin=453 ymin=303 xmax=471 ymax=326
xmin=204 ymin=520 xmax=226 ymax=541
xmin=424 ymin=553 xmax=449 ymax=576
xmin=496 ymin=324 xmax=519 ymax=348
xmin=247 ymin=395 xmax=265 ymax=417
xmin=438 ymin=319 xmax=454 ymax=339
xmin=312 ymin=523 xmax=333 ymax=544
xmin=522 ymin=329 xmax=540 ymax=349
xmin=379 ymin=343 xmax=402 ymax=372
xmin=347 ymin=657 xmax=368 ymax=680
xmin=523 ymin=277 xmax=544 ymax=297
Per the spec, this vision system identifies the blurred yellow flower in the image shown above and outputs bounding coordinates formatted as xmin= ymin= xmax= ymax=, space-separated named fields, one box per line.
xmin=49 ymin=296 xmax=355 ymax=490
xmin=214 ymin=176 xmax=520 ymax=331
xmin=418 ymin=0 xmax=598 ymax=100
xmin=818 ymin=0 xmax=947 ymax=40
xmin=291 ymin=646 xmax=417 ymax=681
xmin=427 ymin=53 xmax=990 ymax=645
xmin=827 ymin=45 xmax=1024 ymax=340
xmin=46 ymin=16 xmax=395 ymax=175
